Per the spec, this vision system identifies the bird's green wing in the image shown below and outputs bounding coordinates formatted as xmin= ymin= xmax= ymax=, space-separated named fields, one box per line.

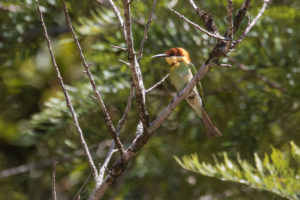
xmin=188 ymin=62 xmax=204 ymax=100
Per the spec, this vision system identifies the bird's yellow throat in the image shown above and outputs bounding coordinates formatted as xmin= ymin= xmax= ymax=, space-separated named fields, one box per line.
xmin=165 ymin=56 xmax=190 ymax=70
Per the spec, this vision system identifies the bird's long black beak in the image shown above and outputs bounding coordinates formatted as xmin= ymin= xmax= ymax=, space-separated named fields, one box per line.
xmin=151 ymin=54 xmax=168 ymax=59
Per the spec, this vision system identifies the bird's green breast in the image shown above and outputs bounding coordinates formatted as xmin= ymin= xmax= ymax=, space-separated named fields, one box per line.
xmin=169 ymin=62 xmax=193 ymax=91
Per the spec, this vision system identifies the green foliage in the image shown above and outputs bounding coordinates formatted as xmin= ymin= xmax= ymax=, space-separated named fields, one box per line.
xmin=175 ymin=141 xmax=300 ymax=200
xmin=0 ymin=0 xmax=300 ymax=199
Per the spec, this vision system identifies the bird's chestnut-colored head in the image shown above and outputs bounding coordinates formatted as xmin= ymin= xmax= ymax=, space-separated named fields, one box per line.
xmin=152 ymin=47 xmax=191 ymax=66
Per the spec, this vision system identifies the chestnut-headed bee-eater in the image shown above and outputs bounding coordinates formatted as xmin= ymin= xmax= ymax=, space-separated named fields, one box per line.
xmin=152 ymin=47 xmax=222 ymax=138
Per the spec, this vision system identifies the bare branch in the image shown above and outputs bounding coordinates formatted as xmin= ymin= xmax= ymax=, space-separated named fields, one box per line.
xmin=35 ymin=0 xmax=99 ymax=184
xmin=99 ymin=86 xmax=134 ymax=184
xmin=217 ymin=63 xmax=232 ymax=68
xmin=0 ymin=140 xmax=111 ymax=179
xmin=233 ymin=0 xmax=251 ymax=34
xmin=98 ymin=146 xmax=117 ymax=182
xmin=228 ymin=57 xmax=287 ymax=92
xmin=118 ymin=59 xmax=130 ymax=66
xmin=145 ymin=90 xmax=176 ymax=97
xmin=61 ymin=0 xmax=125 ymax=158
xmin=226 ymin=0 xmax=233 ymax=40
xmin=255 ymin=73 xmax=287 ymax=92
xmin=170 ymin=8 xmax=227 ymax=41
xmin=73 ymin=172 xmax=92 ymax=200
xmin=233 ymin=0 xmax=271 ymax=47
xmin=52 ymin=161 xmax=57 ymax=200
xmin=90 ymin=95 xmax=97 ymax=101
xmin=188 ymin=0 xmax=219 ymax=34
xmin=0 ymin=158 xmax=64 ymax=179
xmin=107 ymin=0 xmax=127 ymax=39
xmin=145 ymin=74 xmax=169 ymax=93
xmin=122 ymin=0 xmax=149 ymax=129
xmin=206 ymin=74 xmax=251 ymax=96
xmin=137 ymin=0 xmax=158 ymax=60
xmin=107 ymin=0 xmax=149 ymax=128
xmin=117 ymin=84 xmax=134 ymax=131
xmin=89 ymin=123 xmax=143 ymax=200
xmin=110 ymin=44 xmax=128 ymax=51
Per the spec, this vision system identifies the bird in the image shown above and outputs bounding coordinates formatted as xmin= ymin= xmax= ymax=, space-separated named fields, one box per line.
xmin=152 ymin=47 xmax=222 ymax=138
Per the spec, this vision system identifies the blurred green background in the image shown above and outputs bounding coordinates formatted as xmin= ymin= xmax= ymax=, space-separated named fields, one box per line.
xmin=0 ymin=0 xmax=299 ymax=199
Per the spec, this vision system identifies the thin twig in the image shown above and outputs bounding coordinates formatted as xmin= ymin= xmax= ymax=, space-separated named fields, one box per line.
xmin=110 ymin=45 xmax=128 ymax=51
xmin=0 ymin=140 xmax=111 ymax=179
xmin=107 ymin=0 xmax=127 ymax=39
xmin=137 ymin=0 xmax=158 ymax=61
xmin=256 ymin=74 xmax=287 ymax=92
xmin=35 ymin=0 xmax=99 ymax=184
xmin=96 ymin=86 xmax=134 ymax=183
xmin=228 ymin=57 xmax=287 ymax=92
xmin=117 ymin=84 xmax=134 ymax=131
xmin=145 ymin=74 xmax=169 ymax=93
xmin=218 ymin=63 xmax=232 ymax=68
xmin=72 ymin=172 xmax=92 ymax=200
xmin=0 ymin=157 xmax=65 ymax=179
xmin=108 ymin=0 xmax=149 ymax=129
xmin=188 ymin=0 xmax=219 ymax=34
xmin=169 ymin=8 xmax=227 ymax=41
xmin=52 ymin=161 xmax=57 ymax=200
xmin=90 ymin=95 xmax=97 ymax=101
xmin=98 ymin=146 xmax=117 ymax=182
xmin=62 ymin=0 xmax=125 ymax=158
xmin=206 ymin=74 xmax=251 ymax=96
xmin=98 ymin=86 xmax=134 ymax=183
xmin=145 ymin=90 xmax=176 ymax=97
xmin=118 ymin=59 xmax=130 ymax=66
xmin=233 ymin=0 xmax=271 ymax=47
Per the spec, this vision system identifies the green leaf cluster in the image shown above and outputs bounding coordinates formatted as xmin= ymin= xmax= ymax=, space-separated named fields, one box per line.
xmin=175 ymin=141 xmax=300 ymax=200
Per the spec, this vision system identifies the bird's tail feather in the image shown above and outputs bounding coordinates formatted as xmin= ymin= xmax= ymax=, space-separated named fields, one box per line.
xmin=201 ymin=108 xmax=222 ymax=138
